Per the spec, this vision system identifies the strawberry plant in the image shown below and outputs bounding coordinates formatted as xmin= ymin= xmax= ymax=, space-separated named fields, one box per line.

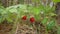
xmin=0 ymin=1 xmax=58 ymax=34
xmin=0 ymin=4 xmax=55 ymax=33
xmin=25 ymin=1 xmax=57 ymax=34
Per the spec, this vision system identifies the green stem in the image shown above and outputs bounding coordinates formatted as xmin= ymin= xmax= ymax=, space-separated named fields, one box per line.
xmin=11 ymin=17 xmax=18 ymax=34
xmin=15 ymin=22 xmax=19 ymax=34
xmin=45 ymin=25 xmax=48 ymax=34
xmin=55 ymin=22 xmax=60 ymax=34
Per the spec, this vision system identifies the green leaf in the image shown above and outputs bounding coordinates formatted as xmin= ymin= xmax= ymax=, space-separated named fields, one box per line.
xmin=5 ymin=13 xmax=17 ymax=23
xmin=35 ymin=15 xmax=41 ymax=21
xmin=0 ymin=16 xmax=5 ymax=23
xmin=6 ymin=17 xmax=13 ymax=23
xmin=57 ymin=27 xmax=60 ymax=34
xmin=31 ymin=7 xmax=40 ymax=15
xmin=7 ymin=8 xmax=18 ymax=13
xmin=53 ymin=0 xmax=60 ymax=2
xmin=39 ymin=4 xmax=45 ymax=10
xmin=50 ymin=13 xmax=56 ymax=16
xmin=47 ymin=20 xmax=55 ymax=30
xmin=41 ymin=18 xmax=48 ymax=25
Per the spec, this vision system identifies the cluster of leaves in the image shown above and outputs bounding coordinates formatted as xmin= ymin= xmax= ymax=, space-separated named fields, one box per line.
xmin=0 ymin=3 xmax=56 ymax=31
xmin=52 ymin=0 xmax=60 ymax=34
xmin=0 ymin=4 xmax=28 ymax=23
xmin=28 ymin=4 xmax=56 ymax=30
xmin=0 ymin=0 xmax=60 ymax=34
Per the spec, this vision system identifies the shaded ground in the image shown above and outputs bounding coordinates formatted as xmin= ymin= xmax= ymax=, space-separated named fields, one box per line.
xmin=0 ymin=23 xmax=37 ymax=34
xmin=16 ymin=24 xmax=37 ymax=34
xmin=0 ymin=23 xmax=12 ymax=34
xmin=0 ymin=22 xmax=57 ymax=34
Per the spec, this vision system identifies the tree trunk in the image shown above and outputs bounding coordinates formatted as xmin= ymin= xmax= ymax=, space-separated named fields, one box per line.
xmin=56 ymin=2 xmax=60 ymax=26
xmin=1 ymin=0 xmax=19 ymax=7
xmin=1 ymin=0 xmax=8 ymax=7
xmin=13 ymin=0 xmax=19 ymax=5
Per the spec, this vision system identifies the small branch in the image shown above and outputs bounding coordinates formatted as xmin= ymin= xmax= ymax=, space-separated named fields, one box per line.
xmin=15 ymin=22 xmax=19 ymax=34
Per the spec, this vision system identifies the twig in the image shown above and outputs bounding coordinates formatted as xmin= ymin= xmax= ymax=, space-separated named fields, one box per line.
xmin=15 ymin=22 xmax=19 ymax=34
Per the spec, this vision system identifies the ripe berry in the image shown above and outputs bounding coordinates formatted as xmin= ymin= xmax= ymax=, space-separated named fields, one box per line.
xmin=30 ymin=17 xmax=35 ymax=23
xmin=22 ymin=16 xmax=27 ymax=20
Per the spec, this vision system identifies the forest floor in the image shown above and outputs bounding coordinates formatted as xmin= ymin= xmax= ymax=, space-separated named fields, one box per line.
xmin=0 ymin=23 xmax=57 ymax=34
xmin=0 ymin=23 xmax=37 ymax=34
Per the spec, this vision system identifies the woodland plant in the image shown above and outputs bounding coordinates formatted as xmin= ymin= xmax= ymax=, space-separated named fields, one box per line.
xmin=0 ymin=0 xmax=60 ymax=34
xmin=6 ymin=4 xmax=56 ymax=34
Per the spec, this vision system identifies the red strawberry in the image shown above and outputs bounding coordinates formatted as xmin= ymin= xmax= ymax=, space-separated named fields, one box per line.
xmin=22 ymin=16 xmax=27 ymax=20
xmin=30 ymin=17 xmax=35 ymax=23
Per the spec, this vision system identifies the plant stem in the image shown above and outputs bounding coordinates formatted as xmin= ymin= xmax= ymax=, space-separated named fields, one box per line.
xmin=45 ymin=25 xmax=48 ymax=34
xmin=11 ymin=17 xmax=18 ymax=34
xmin=15 ymin=22 xmax=19 ymax=34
